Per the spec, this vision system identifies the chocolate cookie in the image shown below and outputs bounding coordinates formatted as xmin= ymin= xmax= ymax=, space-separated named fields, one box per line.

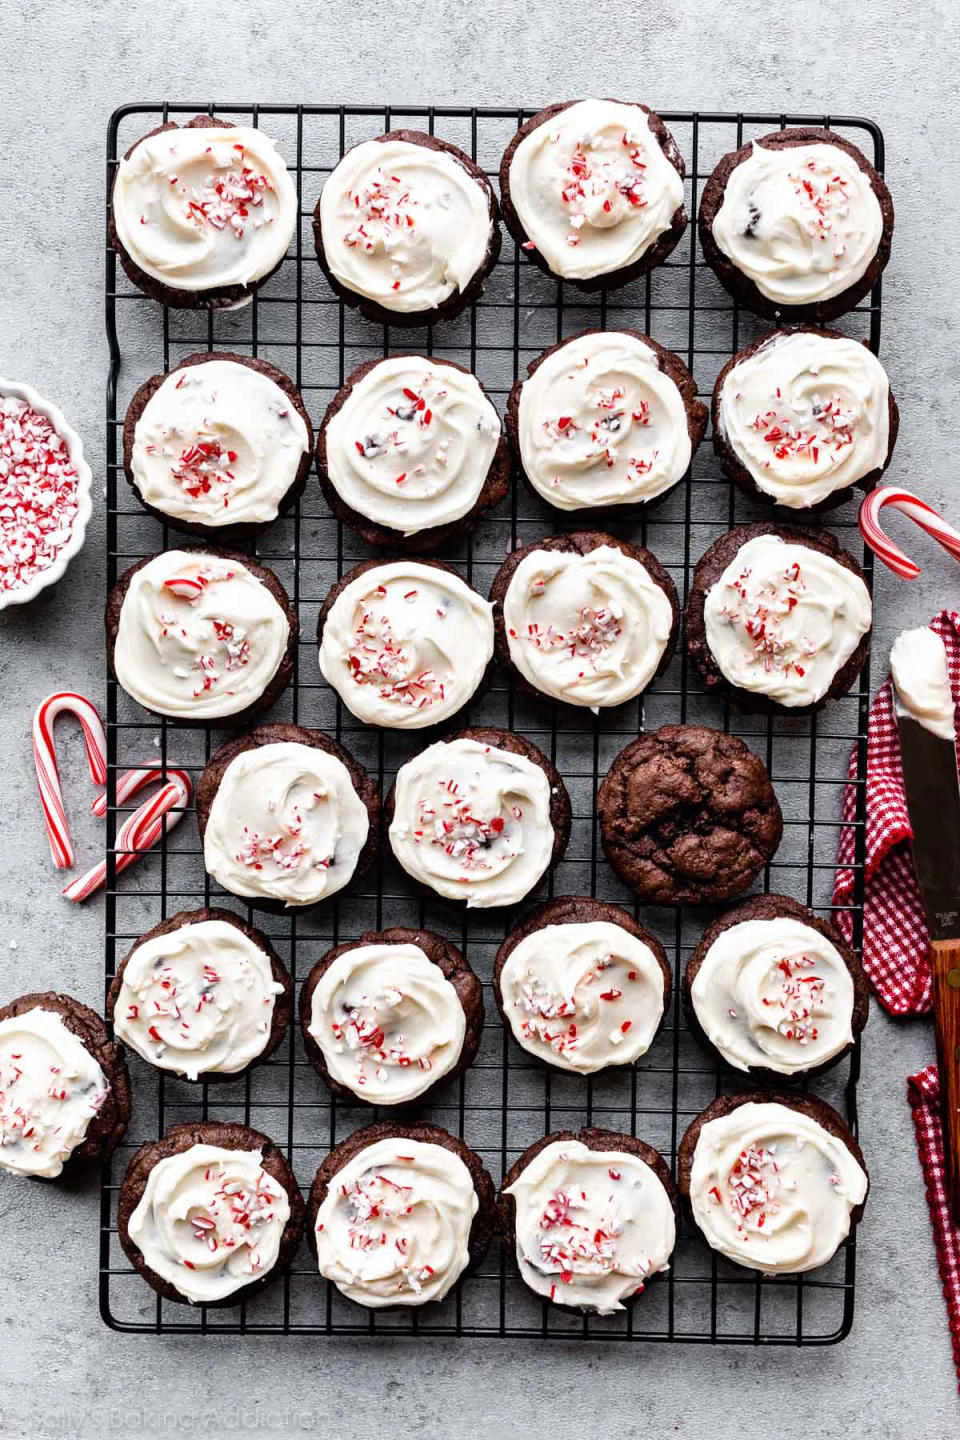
xmin=598 ymin=725 xmax=783 ymax=905
xmin=489 ymin=531 xmax=679 ymax=710
xmin=122 ymin=351 xmax=314 ymax=540
xmin=683 ymin=893 xmax=869 ymax=1082
xmin=683 ymin=523 xmax=873 ymax=714
xmin=107 ymin=907 xmax=294 ymax=1083
xmin=299 ymin=925 xmax=484 ymax=1106
xmin=117 ymin=1120 xmax=305 ymax=1306
xmin=313 ymin=129 xmax=501 ymax=327
xmin=698 ymin=127 xmax=893 ymax=324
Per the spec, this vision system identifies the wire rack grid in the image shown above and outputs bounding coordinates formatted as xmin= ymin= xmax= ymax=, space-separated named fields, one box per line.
xmin=100 ymin=102 xmax=881 ymax=1343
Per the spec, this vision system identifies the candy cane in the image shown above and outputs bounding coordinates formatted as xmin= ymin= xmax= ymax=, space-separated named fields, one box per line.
xmin=32 ymin=693 xmax=108 ymax=868
xmin=63 ymin=766 xmax=192 ymax=905
xmin=859 ymin=487 xmax=960 ymax=581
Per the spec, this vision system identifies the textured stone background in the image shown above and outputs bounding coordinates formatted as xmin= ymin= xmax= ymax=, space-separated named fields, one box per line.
xmin=1 ymin=0 xmax=959 ymax=1434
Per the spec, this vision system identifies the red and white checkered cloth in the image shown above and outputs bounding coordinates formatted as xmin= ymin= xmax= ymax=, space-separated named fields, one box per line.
xmin=833 ymin=609 xmax=960 ymax=1016
xmin=908 ymin=1065 xmax=960 ymax=1389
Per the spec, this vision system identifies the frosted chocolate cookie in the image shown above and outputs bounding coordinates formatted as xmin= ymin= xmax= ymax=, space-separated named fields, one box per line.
xmin=0 ymin=992 xmax=130 ymax=1179
xmin=598 ymin=725 xmax=783 ymax=906
xmin=107 ymin=546 xmax=297 ymax=724
xmin=386 ymin=726 xmax=571 ymax=909
xmin=314 ymin=130 xmax=500 ymax=327
xmin=698 ymin=127 xmax=893 ymax=323
xmin=684 ymin=523 xmax=872 ymax=713
xmin=196 ymin=724 xmax=381 ymax=912
xmin=713 ymin=329 xmax=897 ymax=512
xmin=110 ymin=115 xmax=297 ymax=309
xmin=678 ymin=1093 xmax=869 ymax=1273
xmin=684 ymin=893 xmax=868 ymax=1080
xmin=493 ymin=896 xmax=670 ymax=1074
xmin=118 ymin=1121 xmax=304 ymax=1305
xmin=316 ymin=354 xmax=508 ymax=552
xmin=506 ymin=329 xmax=706 ymax=513
xmin=490 ymin=532 xmax=678 ymax=710
xmin=307 ymin=1122 xmax=496 ymax=1308
xmin=123 ymin=352 xmax=312 ymax=538
xmin=499 ymin=1128 xmax=677 ymax=1313
xmin=499 ymin=99 xmax=686 ymax=288
xmin=299 ymin=926 xmax=483 ymax=1106
xmin=318 ymin=558 xmax=494 ymax=729
xmin=107 ymin=908 xmax=293 ymax=1082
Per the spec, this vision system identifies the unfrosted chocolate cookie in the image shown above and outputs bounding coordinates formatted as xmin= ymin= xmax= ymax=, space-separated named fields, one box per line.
xmin=598 ymin=725 xmax=783 ymax=905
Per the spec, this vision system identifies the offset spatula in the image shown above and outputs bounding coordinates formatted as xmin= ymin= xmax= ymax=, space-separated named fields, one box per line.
xmin=893 ymin=649 xmax=960 ymax=1226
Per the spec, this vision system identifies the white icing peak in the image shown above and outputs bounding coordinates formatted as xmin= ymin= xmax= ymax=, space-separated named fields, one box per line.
xmin=517 ymin=331 xmax=693 ymax=509
xmin=127 ymin=1143 xmax=291 ymax=1303
xmin=324 ymin=357 xmax=501 ymax=536
xmin=0 ymin=1008 xmax=108 ymax=1178
xmin=202 ymin=740 xmax=370 ymax=908
xmin=689 ymin=1101 xmax=868 ymax=1273
xmin=508 ymin=99 xmax=684 ymax=280
xmin=718 ymin=331 xmax=890 ymax=508
xmin=318 ymin=138 xmax=492 ymax=313
xmin=503 ymin=543 xmax=673 ymax=709
xmin=690 ymin=916 xmax=855 ymax=1074
xmin=113 ymin=126 xmax=297 ymax=293
xmin=505 ymin=1139 xmax=675 ymax=1312
xmin=711 ymin=140 xmax=883 ymax=308
xmin=319 ymin=561 xmax=493 ymax=729
xmin=113 ymin=549 xmax=289 ymax=720
xmin=114 ymin=919 xmax=285 ymax=1080
xmin=308 ymin=942 xmax=465 ymax=1104
xmin=131 ymin=360 xmax=309 ymax=528
xmin=499 ymin=920 xmax=665 ymax=1074
xmin=389 ymin=736 xmax=555 ymax=908
xmin=314 ymin=1136 xmax=477 ymax=1307
xmin=890 ymin=627 xmax=957 ymax=742
xmin=703 ymin=533 xmax=872 ymax=707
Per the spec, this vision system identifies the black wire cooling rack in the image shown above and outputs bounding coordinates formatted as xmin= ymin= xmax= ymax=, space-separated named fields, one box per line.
xmin=100 ymin=103 xmax=881 ymax=1342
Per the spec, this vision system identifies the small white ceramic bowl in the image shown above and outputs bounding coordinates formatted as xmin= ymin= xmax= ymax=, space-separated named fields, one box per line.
xmin=0 ymin=377 xmax=93 ymax=609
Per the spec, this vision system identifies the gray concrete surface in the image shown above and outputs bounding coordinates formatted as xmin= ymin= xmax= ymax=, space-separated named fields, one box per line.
xmin=1 ymin=0 xmax=959 ymax=1434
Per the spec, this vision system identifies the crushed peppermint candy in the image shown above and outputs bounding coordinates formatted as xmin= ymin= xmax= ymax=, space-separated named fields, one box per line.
xmin=413 ymin=779 xmax=512 ymax=870
xmin=760 ymin=951 xmax=825 ymax=1044
xmin=181 ymin=1160 xmax=284 ymax=1275
xmin=0 ymin=397 xmax=80 ymax=595
xmin=723 ymin=1143 xmax=782 ymax=1234
xmin=181 ymin=148 xmax=274 ymax=240
xmin=715 ymin=560 xmax=816 ymax=678
xmin=537 ymin=1186 xmax=623 ymax=1278
xmin=346 ymin=599 xmax=446 ymax=710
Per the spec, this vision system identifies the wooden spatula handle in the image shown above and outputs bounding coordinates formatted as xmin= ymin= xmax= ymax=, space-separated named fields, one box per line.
xmin=931 ymin=939 xmax=960 ymax=1227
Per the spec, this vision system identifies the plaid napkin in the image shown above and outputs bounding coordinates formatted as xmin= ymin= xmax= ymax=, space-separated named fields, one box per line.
xmin=833 ymin=609 xmax=960 ymax=1016
xmin=908 ymin=1065 xmax=960 ymax=1389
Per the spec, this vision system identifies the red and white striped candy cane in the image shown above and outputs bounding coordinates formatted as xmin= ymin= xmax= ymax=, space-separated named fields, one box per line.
xmin=32 ymin=692 xmax=108 ymax=868
xmin=859 ymin=486 xmax=960 ymax=581
xmin=63 ymin=766 xmax=192 ymax=905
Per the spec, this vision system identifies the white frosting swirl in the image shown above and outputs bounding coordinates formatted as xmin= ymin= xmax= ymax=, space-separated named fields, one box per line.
xmin=131 ymin=360 xmax=309 ymax=528
xmin=389 ymin=736 xmax=555 ymax=908
xmin=319 ymin=561 xmax=493 ymax=729
xmin=318 ymin=138 xmax=492 ymax=313
xmin=517 ymin=332 xmax=693 ymax=509
xmin=703 ymin=533 xmax=872 ymax=706
xmin=308 ymin=942 xmax=466 ymax=1104
xmin=499 ymin=920 xmax=665 ymax=1073
xmin=711 ymin=140 xmax=884 ymax=308
xmin=314 ymin=1136 xmax=477 ymax=1307
xmin=502 ymin=543 xmax=673 ymax=709
xmin=127 ymin=1143 xmax=291 ymax=1303
xmin=718 ymin=332 xmax=890 ymax=508
xmin=324 ymin=357 xmax=501 ymax=536
xmin=505 ymin=1139 xmax=675 ymax=1312
xmin=113 ymin=125 xmax=297 ymax=293
xmin=690 ymin=916 xmax=855 ymax=1074
xmin=890 ymin=627 xmax=956 ymax=742
xmin=114 ymin=919 xmax=285 ymax=1080
xmin=0 ymin=1008 xmax=108 ymax=1178
xmin=689 ymin=1101 xmax=868 ymax=1273
xmin=508 ymin=99 xmax=684 ymax=280
xmin=113 ymin=549 xmax=290 ymax=720
xmin=203 ymin=740 xmax=370 ymax=908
